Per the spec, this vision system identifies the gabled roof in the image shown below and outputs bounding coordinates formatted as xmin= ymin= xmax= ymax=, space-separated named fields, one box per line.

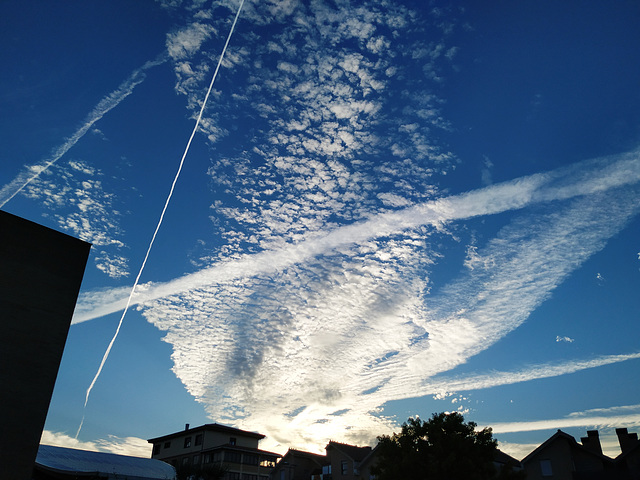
xmin=148 ymin=423 xmax=265 ymax=443
xmin=521 ymin=430 xmax=615 ymax=465
xmin=494 ymin=449 xmax=521 ymax=468
xmin=283 ymin=448 xmax=326 ymax=463
xmin=35 ymin=444 xmax=176 ymax=480
xmin=615 ymin=437 xmax=640 ymax=462
xmin=326 ymin=441 xmax=372 ymax=462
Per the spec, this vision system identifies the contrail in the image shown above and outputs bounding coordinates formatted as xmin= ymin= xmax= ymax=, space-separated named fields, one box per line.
xmin=76 ymin=0 xmax=246 ymax=438
xmin=71 ymin=150 xmax=640 ymax=325
xmin=0 ymin=56 xmax=165 ymax=209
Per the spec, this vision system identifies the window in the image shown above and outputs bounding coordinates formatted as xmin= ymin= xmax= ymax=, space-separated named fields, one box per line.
xmin=204 ymin=454 xmax=211 ymax=464
xmin=225 ymin=451 xmax=242 ymax=463
xmin=229 ymin=437 xmax=237 ymax=446
xmin=322 ymin=465 xmax=332 ymax=475
xmin=260 ymin=458 xmax=276 ymax=468
xmin=341 ymin=460 xmax=348 ymax=475
xmin=193 ymin=455 xmax=200 ymax=465
xmin=164 ymin=441 xmax=171 ymax=449
xmin=242 ymin=475 xmax=258 ymax=480
xmin=244 ymin=454 xmax=259 ymax=465
xmin=182 ymin=457 xmax=190 ymax=465
xmin=152 ymin=444 xmax=160 ymax=455
xmin=184 ymin=437 xmax=192 ymax=448
xmin=540 ymin=459 xmax=553 ymax=477
xmin=195 ymin=434 xmax=203 ymax=446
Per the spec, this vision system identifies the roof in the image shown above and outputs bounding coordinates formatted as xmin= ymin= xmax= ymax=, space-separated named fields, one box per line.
xmin=326 ymin=441 xmax=372 ymax=462
xmin=35 ymin=444 xmax=176 ymax=480
xmin=494 ymin=449 xmax=522 ymax=468
xmin=282 ymin=448 xmax=326 ymax=462
xmin=147 ymin=423 xmax=265 ymax=443
xmin=521 ymin=430 xmax=615 ymax=464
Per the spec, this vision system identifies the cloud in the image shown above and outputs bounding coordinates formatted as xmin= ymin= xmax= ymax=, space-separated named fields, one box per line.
xmin=489 ymin=410 xmax=640 ymax=436
xmin=73 ymin=151 xmax=640 ymax=324
xmin=556 ymin=336 xmax=574 ymax=343
xmin=422 ymin=351 xmax=640 ymax=397
xmin=41 ymin=430 xmax=151 ymax=458
xmin=485 ymin=405 xmax=640 ymax=458
xmin=20 ymin=160 xmax=130 ymax=278
xmin=95 ymin=252 xmax=130 ymax=279
xmin=0 ymin=57 xmax=165 ymax=209
xmin=69 ymin=150 xmax=640 ymax=451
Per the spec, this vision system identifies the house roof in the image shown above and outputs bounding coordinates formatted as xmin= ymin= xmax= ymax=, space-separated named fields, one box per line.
xmin=326 ymin=441 xmax=372 ymax=462
xmin=35 ymin=444 xmax=176 ymax=480
xmin=284 ymin=448 xmax=326 ymax=462
xmin=148 ymin=423 xmax=265 ymax=443
xmin=494 ymin=449 xmax=521 ymax=468
xmin=615 ymin=437 xmax=640 ymax=462
xmin=521 ymin=430 xmax=615 ymax=464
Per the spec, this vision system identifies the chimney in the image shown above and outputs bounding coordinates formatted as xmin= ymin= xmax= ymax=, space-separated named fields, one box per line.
xmin=616 ymin=428 xmax=639 ymax=454
xmin=185 ymin=423 xmax=190 ymax=431
xmin=581 ymin=430 xmax=603 ymax=456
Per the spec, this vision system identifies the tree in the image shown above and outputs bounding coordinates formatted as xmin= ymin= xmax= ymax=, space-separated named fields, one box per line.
xmin=372 ymin=412 xmax=524 ymax=480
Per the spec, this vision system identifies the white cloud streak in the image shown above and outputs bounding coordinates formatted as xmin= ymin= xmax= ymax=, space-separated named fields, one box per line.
xmin=421 ymin=351 xmax=640 ymax=397
xmin=41 ymin=430 xmax=151 ymax=458
xmin=70 ymin=150 xmax=640 ymax=452
xmin=0 ymin=57 xmax=165 ymax=209
xmin=73 ymin=151 xmax=640 ymax=324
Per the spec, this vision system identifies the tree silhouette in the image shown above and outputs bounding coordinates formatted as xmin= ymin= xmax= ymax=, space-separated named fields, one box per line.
xmin=372 ymin=412 xmax=524 ymax=480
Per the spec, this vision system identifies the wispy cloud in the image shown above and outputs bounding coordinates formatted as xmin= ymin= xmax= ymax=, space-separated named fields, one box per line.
xmin=556 ymin=335 xmax=574 ymax=343
xmin=73 ymin=152 xmax=640 ymax=323
xmin=70 ymin=150 xmax=640 ymax=451
xmin=422 ymin=351 xmax=640 ymax=397
xmin=41 ymin=430 xmax=151 ymax=458
xmin=0 ymin=57 xmax=165 ymax=209
xmin=490 ymin=410 xmax=640 ymax=436
xmin=486 ymin=405 xmax=640 ymax=459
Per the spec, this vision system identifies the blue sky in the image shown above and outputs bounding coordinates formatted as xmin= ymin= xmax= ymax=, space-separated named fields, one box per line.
xmin=2 ymin=0 xmax=640 ymax=460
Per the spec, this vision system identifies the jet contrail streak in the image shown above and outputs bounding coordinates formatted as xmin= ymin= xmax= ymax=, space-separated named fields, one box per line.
xmin=0 ymin=56 xmax=165 ymax=209
xmin=76 ymin=0 xmax=246 ymax=438
xmin=72 ymin=150 xmax=640 ymax=324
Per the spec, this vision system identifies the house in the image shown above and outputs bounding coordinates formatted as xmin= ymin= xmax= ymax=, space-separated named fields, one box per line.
xmin=320 ymin=441 xmax=373 ymax=479
xmin=271 ymin=441 xmax=376 ymax=480
xmin=148 ymin=423 xmax=280 ymax=480
xmin=614 ymin=427 xmax=640 ymax=479
xmin=33 ymin=444 xmax=176 ymax=480
xmin=270 ymin=448 xmax=325 ymax=480
xmin=351 ymin=445 xmax=379 ymax=480
xmin=521 ymin=429 xmax=617 ymax=480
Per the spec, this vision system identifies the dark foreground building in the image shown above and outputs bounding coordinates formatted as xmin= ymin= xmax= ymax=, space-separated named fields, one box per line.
xmin=0 ymin=211 xmax=91 ymax=480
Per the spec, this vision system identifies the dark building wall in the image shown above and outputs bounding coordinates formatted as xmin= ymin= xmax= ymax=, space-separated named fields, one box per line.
xmin=0 ymin=211 xmax=90 ymax=480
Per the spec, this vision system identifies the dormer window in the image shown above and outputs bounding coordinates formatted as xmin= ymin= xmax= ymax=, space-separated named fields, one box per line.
xmin=229 ymin=437 xmax=236 ymax=445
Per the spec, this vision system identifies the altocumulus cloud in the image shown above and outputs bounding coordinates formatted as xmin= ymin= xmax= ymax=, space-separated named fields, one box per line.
xmin=74 ymin=151 xmax=640 ymax=451
xmin=59 ymin=0 xmax=640 ymax=452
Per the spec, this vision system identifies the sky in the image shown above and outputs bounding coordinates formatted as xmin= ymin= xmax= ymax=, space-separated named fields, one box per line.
xmin=2 ymin=0 xmax=640 ymax=461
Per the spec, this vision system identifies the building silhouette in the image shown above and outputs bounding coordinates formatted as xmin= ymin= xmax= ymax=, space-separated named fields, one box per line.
xmin=0 ymin=211 xmax=90 ymax=480
xmin=148 ymin=423 xmax=280 ymax=480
